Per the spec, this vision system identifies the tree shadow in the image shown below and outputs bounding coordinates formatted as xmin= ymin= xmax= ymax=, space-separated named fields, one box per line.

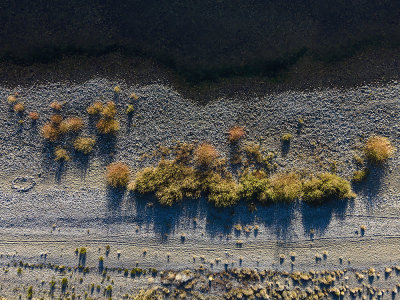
xmin=105 ymin=187 xmax=124 ymax=217
xmin=72 ymin=151 xmax=90 ymax=178
xmin=281 ymin=140 xmax=290 ymax=157
xmin=97 ymin=134 xmax=117 ymax=164
xmin=301 ymin=198 xmax=349 ymax=236
xmin=352 ymin=163 xmax=385 ymax=206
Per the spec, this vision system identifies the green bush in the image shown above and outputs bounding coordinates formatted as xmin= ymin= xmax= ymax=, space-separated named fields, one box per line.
xmin=364 ymin=136 xmax=395 ymax=164
xmin=302 ymin=173 xmax=355 ymax=205
xmin=352 ymin=168 xmax=369 ymax=182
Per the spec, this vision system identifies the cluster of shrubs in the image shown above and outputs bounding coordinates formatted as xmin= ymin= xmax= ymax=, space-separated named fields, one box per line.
xmin=106 ymin=142 xmax=356 ymax=207
xmin=88 ymin=101 xmax=120 ymax=134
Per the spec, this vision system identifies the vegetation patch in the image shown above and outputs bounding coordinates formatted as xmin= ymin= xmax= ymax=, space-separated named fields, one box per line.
xmin=302 ymin=173 xmax=355 ymax=205
xmin=364 ymin=136 xmax=395 ymax=164
xmin=106 ymin=162 xmax=131 ymax=188
xmin=228 ymin=126 xmax=245 ymax=143
xmin=74 ymin=137 xmax=96 ymax=154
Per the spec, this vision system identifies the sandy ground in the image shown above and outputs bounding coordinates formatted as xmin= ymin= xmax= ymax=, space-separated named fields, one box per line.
xmin=0 ymin=79 xmax=400 ymax=298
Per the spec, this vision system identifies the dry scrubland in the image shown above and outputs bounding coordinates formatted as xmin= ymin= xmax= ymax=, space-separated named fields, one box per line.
xmin=0 ymin=79 xmax=400 ymax=298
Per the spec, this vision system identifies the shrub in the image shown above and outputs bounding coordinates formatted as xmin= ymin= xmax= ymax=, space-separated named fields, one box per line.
xmin=97 ymin=102 xmax=120 ymax=134
xmin=194 ymin=143 xmax=218 ymax=166
xmin=96 ymin=118 xmax=120 ymax=134
xmin=228 ymin=126 xmax=245 ymax=142
xmin=50 ymin=114 xmax=63 ymax=124
xmin=101 ymin=101 xmax=117 ymax=119
xmin=174 ymin=142 xmax=194 ymax=165
xmin=74 ymin=137 xmax=96 ymax=154
xmin=27 ymin=286 xmax=33 ymax=299
xmin=87 ymin=101 xmax=103 ymax=115
xmin=352 ymin=168 xmax=369 ymax=182
xmin=244 ymin=142 xmax=276 ymax=170
xmin=42 ymin=123 xmax=60 ymax=141
xmin=207 ymin=174 xmax=239 ymax=207
xmin=50 ymin=101 xmax=63 ymax=110
xmin=61 ymin=278 xmax=68 ymax=290
xmin=106 ymin=162 xmax=131 ymax=188
xmin=239 ymin=170 xmax=302 ymax=204
xmin=131 ymin=160 xmax=200 ymax=205
xmin=364 ymin=136 xmax=395 ymax=164
xmin=7 ymin=94 xmax=17 ymax=104
xmin=302 ymin=173 xmax=355 ymax=205
xmin=268 ymin=172 xmax=303 ymax=203
xmin=114 ymin=86 xmax=121 ymax=93
xmin=54 ymin=147 xmax=70 ymax=161
xmin=126 ymin=104 xmax=134 ymax=114
xmin=130 ymin=92 xmax=139 ymax=100
xmin=28 ymin=112 xmax=39 ymax=120
xmin=281 ymin=133 xmax=292 ymax=142
xmin=59 ymin=117 xmax=83 ymax=133
xmin=13 ymin=102 xmax=24 ymax=113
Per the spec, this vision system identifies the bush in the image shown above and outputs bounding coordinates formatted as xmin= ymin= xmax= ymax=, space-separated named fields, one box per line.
xmin=50 ymin=101 xmax=63 ymax=110
xmin=364 ymin=136 xmax=395 ymax=164
xmin=97 ymin=102 xmax=120 ymax=134
xmin=302 ymin=173 xmax=355 ymax=205
xmin=50 ymin=114 xmax=63 ymax=124
xmin=130 ymin=92 xmax=139 ymax=100
xmin=268 ymin=172 xmax=303 ymax=203
xmin=7 ymin=94 xmax=17 ymax=104
xmin=42 ymin=123 xmax=60 ymax=141
xmin=13 ymin=102 xmax=24 ymax=113
xmin=239 ymin=170 xmax=302 ymax=204
xmin=174 ymin=142 xmax=194 ymax=165
xmin=54 ymin=147 xmax=70 ymax=161
xmin=126 ymin=104 xmax=134 ymax=114
xmin=228 ymin=126 xmax=245 ymax=142
xmin=106 ymin=162 xmax=130 ymax=188
xmin=207 ymin=174 xmax=239 ymax=207
xmin=194 ymin=143 xmax=218 ymax=166
xmin=244 ymin=142 xmax=276 ymax=170
xmin=87 ymin=101 xmax=103 ymax=115
xmin=352 ymin=168 xmax=369 ymax=182
xmin=59 ymin=117 xmax=83 ymax=133
xmin=74 ymin=137 xmax=96 ymax=154
xmin=131 ymin=160 xmax=200 ymax=205
xmin=114 ymin=86 xmax=121 ymax=93
xmin=281 ymin=133 xmax=292 ymax=142
xmin=96 ymin=118 xmax=120 ymax=134
xmin=28 ymin=112 xmax=39 ymax=120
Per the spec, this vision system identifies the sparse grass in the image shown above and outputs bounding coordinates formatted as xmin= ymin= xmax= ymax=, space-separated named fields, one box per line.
xmin=74 ymin=137 xmax=96 ymax=154
xmin=87 ymin=101 xmax=103 ymax=115
xmin=302 ymin=173 xmax=355 ymax=205
xmin=59 ymin=117 xmax=83 ymax=133
xmin=364 ymin=136 xmax=395 ymax=164
xmin=126 ymin=104 xmax=134 ymax=114
xmin=194 ymin=143 xmax=218 ymax=166
xmin=352 ymin=168 xmax=369 ymax=182
xmin=281 ymin=133 xmax=292 ymax=142
xmin=50 ymin=101 xmax=63 ymax=111
xmin=28 ymin=112 xmax=39 ymax=120
xmin=243 ymin=142 xmax=276 ymax=171
xmin=13 ymin=102 xmax=24 ymax=113
xmin=106 ymin=162 xmax=131 ymax=188
xmin=54 ymin=147 xmax=70 ymax=161
xmin=130 ymin=92 xmax=139 ymax=100
xmin=228 ymin=126 xmax=245 ymax=142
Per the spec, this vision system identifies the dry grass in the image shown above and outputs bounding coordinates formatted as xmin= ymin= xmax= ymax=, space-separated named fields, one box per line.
xmin=194 ymin=143 xmax=218 ymax=166
xmin=60 ymin=117 xmax=83 ymax=133
xmin=87 ymin=101 xmax=103 ymax=115
xmin=364 ymin=136 xmax=395 ymax=164
xmin=54 ymin=147 xmax=70 ymax=161
xmin=106 ymin=162 xmax=131 ymax=188
xmin=50 ymin=101 xmax=63 ymax=111
xmin=74 ymin=137 xmax=96 ymax=154
xmin=28 ymin=112 xmax=39 ymax=120
xmin=13 ymin=103 xmax=24 ymax=113
xmin=228 ymin=126 xmax=245 ymax=142
xmin=130 ymin=92 xmax=139 ymax=100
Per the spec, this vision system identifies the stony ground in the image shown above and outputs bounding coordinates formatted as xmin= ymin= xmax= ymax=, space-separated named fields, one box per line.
xmin=0 ymin=78 xmax=399 ymax=298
